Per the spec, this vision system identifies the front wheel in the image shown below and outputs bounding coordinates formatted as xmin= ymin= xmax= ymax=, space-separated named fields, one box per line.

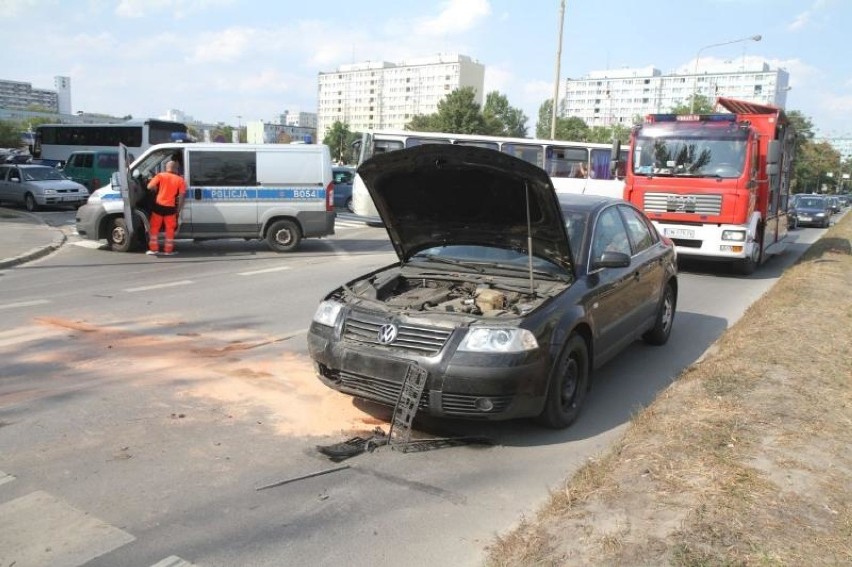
xmin=107 ymin=217 xmax=140 ymax=252
xmin=266 ymin=219 xmax=301 ymax=252
xmin=643 ymin=282 xmax=676 ymax=345
xmin=24 ymin=193 xmax=39 ymax=212
xmin=536 ymin=334 xmax=590 ymax=429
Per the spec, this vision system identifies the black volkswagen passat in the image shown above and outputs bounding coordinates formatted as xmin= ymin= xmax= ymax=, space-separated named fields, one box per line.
xmin=307 ymin=144 xmax=677 ymax=429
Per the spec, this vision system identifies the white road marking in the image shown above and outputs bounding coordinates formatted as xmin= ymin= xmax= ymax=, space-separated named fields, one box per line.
xmin=125 ymin=280 xmax=193 ymax=293
xmin=0 ymin=491 xmax=135 ymax=567
xmin=0 ymin=299 xmax=50 ymax=311
xmin=72 ymin=240 xmax=107 ymax=249
xmin=0 ymin=326 xmax=62 ymax=349
xmin=237 ymin=266 xmax=291 ymax=276
xmin=150 ymin=555 xmax=195 ymax=567
xmin=0 ymin=471 xmax=15 ymax=486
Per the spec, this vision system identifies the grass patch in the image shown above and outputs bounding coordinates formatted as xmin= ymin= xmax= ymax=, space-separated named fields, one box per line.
xmin=485 ymin=214 xmax=852 ymax=566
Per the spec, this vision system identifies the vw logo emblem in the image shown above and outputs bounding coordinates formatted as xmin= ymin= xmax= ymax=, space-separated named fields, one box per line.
xmin=377 ymin=324 xmax=398 ymax=345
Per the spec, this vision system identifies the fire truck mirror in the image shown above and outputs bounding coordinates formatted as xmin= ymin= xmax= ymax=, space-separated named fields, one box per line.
xmin=767 ymin=140 xmax=781 ymax=164
xmin=767 ymin=163 xmax=780 ymax=176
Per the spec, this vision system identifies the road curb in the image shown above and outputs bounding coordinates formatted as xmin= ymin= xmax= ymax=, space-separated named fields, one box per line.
xmin=0 ymin=209 xmax=68 ymax=269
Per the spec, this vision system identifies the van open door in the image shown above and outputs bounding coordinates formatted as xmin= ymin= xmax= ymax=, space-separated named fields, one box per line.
xmin=117 ymin=144 xmax=134 ymax=238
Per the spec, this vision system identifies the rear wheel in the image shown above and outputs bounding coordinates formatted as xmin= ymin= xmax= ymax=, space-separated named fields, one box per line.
xmin=536 ymin=334 xmax=589 ymax=429
xmin=345 ymin=197 xmax=354 ymax=213
xmin=266 ymin=219 xmax=301 ymax=252
xmin=643 ymin=282 xmax=676 ymax=345
xmin=24 ymin=193 xmax=39 ymax=212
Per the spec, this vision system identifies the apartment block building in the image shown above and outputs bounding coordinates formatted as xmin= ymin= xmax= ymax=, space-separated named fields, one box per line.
xmin=280 ymin=110 xmax=317 ymax=129
xmin=0 ymin=77 xmax=62 ymax=112
xmin=563 ymin=61 xmax=790 ymax=127
xmin=317 ymin=54 xmax=485 ymax=140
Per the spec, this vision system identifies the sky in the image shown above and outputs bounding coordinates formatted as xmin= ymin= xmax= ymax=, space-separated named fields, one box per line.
xmin=2 ymin=0 xmax=850 ymax=137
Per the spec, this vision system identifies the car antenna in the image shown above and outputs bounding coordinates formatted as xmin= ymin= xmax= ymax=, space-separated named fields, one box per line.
xmin=525 ymin=181 xmax=535 ymax=295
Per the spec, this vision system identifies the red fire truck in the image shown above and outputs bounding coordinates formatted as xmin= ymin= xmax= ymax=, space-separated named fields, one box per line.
xmin=623 ymin=97 xmax=796 ymax=274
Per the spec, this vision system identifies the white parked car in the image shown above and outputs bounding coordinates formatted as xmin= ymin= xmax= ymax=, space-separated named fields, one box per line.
xmin=0 ymin=164 xmax=89 ymax=211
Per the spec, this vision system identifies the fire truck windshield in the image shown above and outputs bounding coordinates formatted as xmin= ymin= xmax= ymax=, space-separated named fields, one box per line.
xmin=633 ymin=123 xmax=748 ymax=179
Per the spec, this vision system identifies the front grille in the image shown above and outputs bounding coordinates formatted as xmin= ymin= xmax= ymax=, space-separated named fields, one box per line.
xmin=338 ymin=370 xmax=430 ymax=409
xmin=441 ymin=393 xmax=513 ymax=416
xmin=672 ymin=238 xmax=702 ymax=249
xmin=644 ymin=193 xmax=723 ymax=215
xmin=343 ymin=312 xmax=452 ymax=355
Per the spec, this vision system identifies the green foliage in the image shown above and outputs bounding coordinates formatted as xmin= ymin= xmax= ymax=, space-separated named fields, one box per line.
xmin=322 ymin=121 xmax=360 ymax=164
xmin=669 ymin=94 xmax=714 ymax=115
xmin=482 ymin=91 xmax=528 ymax=138
xmin=0 ymin=120 xmax=23 ymax=148
xmin=534 ymin=99 xmax=629 ymax=143
xmin=794 ymin=140 xmax=842 ymax=193
xmin=405 ymin=87 xmax=526 ymax=136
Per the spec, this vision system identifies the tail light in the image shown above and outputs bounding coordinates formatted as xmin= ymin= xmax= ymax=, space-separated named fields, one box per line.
xmin=326 ymin=181 xmax=334 ymax=211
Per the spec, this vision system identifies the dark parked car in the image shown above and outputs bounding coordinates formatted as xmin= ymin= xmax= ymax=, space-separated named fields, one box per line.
xmin=792 ymin=195 xmax=832 ymax=228
xmin=332 ymin=166 xmax=355 ymax=212
xmin=307 ymin=145 xmax=678 ymax=429
xmin=0 ymin=164 xmax=89 ymax=211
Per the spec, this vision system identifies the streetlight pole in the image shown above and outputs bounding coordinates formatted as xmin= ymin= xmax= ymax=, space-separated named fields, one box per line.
xmin=550 ymin=0 xmax=566 ymax=140
xmin=691 ymin=34 xmax=762 ymax=113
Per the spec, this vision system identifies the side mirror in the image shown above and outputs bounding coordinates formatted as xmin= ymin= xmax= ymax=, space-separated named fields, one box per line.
xmin=610 ymin=139 xmax=622 ymax=176
xmin=593 ymin=251 xmax=631 ymax=270
xmin=767 ymin=140 xmax=781 ymax=164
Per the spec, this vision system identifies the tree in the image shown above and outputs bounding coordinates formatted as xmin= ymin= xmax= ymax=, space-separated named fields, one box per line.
xmin=0 ymin=120 xmax=23 ymax=148
xmin=535 ymin=99 xmax=590 ymax=141
xmin=405 ymin=87 xmax=488 ymax=134
xmin=794 ymin=140 xmax=841 ymax=194
xmin=669 ymin=94 xmax=714 ymax=115
xmin=322 ymin=121 xmax=360 ymax=164
xmin=482 ymin=91 xmax=528 ymax=138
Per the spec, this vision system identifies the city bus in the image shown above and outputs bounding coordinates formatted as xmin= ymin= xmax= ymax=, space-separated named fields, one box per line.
xmin=32 ymin=119 xmax=189 ymax=164
xmin=349 ymin=130 xmax=627 ymax=220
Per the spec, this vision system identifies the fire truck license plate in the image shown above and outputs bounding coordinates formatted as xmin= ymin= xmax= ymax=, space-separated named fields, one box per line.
xmin=664 ymin=228 xmax=695 ymax=239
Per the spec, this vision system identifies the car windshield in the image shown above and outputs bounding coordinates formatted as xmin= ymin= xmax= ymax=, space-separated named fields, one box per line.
xmin=562 ymin=209 xmax=588 ymax=262
xmin=23 ymin=167 xmax=67 ymax=181
xmin=798 ymin=197 xmax=825 ymax=208
xmin=633 ymin=122 xmax=748 ymax=178
xmin=411 ymin=245 xmax=566 ymax=277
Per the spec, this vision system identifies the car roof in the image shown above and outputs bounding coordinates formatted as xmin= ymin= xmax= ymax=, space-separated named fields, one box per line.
xmin=557 ymin=193 xmax=622 ymax=212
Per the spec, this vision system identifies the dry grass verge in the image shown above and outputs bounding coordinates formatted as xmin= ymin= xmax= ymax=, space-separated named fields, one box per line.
xmin=486 ymin=214 xmax=852 ymax=566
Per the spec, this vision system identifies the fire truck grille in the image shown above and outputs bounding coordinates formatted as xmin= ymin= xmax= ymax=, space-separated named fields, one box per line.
xmin=644 ymin=193 xmax=723 ymax=215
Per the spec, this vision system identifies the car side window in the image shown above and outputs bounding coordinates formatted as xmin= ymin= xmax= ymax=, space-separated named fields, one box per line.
xmin=619 ymin=205 xmax=656 ymax=253
xmin=9 ymin=167 xmax=20 ymax=182
xmin=82 ymin=154 xmax=93 ymax=168
xmin=591 ymin=206 xmax=631 ymax=261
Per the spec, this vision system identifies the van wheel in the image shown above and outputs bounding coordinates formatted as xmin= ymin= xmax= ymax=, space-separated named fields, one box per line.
xmin=25 ymin=193 xmax=39 ymax=212
xmin=108 ymin=217 xmax=139 ymax=252
xmin=345 ymin=198 xmax=354 ymax=213
xmin=267 ymin=219 xmax=301 ymax=252
xmin=536 ymin=334 xmax=589 ymax=429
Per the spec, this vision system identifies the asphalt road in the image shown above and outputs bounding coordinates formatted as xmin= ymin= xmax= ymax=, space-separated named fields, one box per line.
xmin=0 ymin=210 xmax=830 ymax=567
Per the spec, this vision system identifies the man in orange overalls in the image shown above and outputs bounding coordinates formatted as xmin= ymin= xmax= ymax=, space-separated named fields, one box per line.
xmin=146 ymin=160 xmax=186 ymax=256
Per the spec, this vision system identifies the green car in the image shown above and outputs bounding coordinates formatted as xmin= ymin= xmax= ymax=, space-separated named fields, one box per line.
xmin=63 ymin=150 xmax=127 ymax=193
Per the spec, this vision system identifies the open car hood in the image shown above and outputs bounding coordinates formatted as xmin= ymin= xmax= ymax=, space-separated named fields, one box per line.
xmin=357 ymin=144 xmax=573 ymax=271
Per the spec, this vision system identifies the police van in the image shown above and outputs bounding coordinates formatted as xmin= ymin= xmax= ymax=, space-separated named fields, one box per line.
xmin=76 ymin=142 xmax=336 ymax=252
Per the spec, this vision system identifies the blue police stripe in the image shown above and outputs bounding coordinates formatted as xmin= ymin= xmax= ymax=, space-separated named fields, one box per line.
xmin=198 ymin=187 xmax=326 ymax=201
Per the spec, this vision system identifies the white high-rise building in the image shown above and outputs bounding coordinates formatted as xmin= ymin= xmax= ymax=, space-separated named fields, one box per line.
xmin=562 ymin=61 xmax=790 ymax=127
xmin=317 ymin=54 xmax=485 ymax=140
xmin=54 ymin=76 xmax=71 ymax=114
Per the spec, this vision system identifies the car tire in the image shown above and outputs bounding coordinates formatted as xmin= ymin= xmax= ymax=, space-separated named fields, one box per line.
xmin=643 ymin=282 xmax=676 ymax=345
xmin=536 ymin=334 xmax=589 ymax=429
xmin=346 ymin=197 xmax=354 ymax=213
xmin=24 ymin=193 xmax=39 ymax=212
xmin=107 ymin=217 xmax=139 ymax=252
xmin=266 ymin=219 xmax=301 ymax=252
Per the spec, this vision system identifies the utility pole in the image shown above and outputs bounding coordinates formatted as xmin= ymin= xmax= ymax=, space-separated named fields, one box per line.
xmin=550 ymin=0 xmax=566 ymax=140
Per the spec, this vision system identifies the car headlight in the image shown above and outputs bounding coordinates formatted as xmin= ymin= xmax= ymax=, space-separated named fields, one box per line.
xmin=458 ymin=327 xmax=539 ymax=353
xmin=815 ymin=212 xmax=826 ymax=217
xmin=721 ymin=230 xmax=746 ymax=242
xmin=43 ymin=189 xmax=56 ymax=195
xmin=313 ymin=300 xmax=343 ymax=327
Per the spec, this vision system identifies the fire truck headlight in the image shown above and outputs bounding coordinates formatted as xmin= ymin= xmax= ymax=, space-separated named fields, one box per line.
xmin=722 ymin=230 xmax=746 ymax=242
